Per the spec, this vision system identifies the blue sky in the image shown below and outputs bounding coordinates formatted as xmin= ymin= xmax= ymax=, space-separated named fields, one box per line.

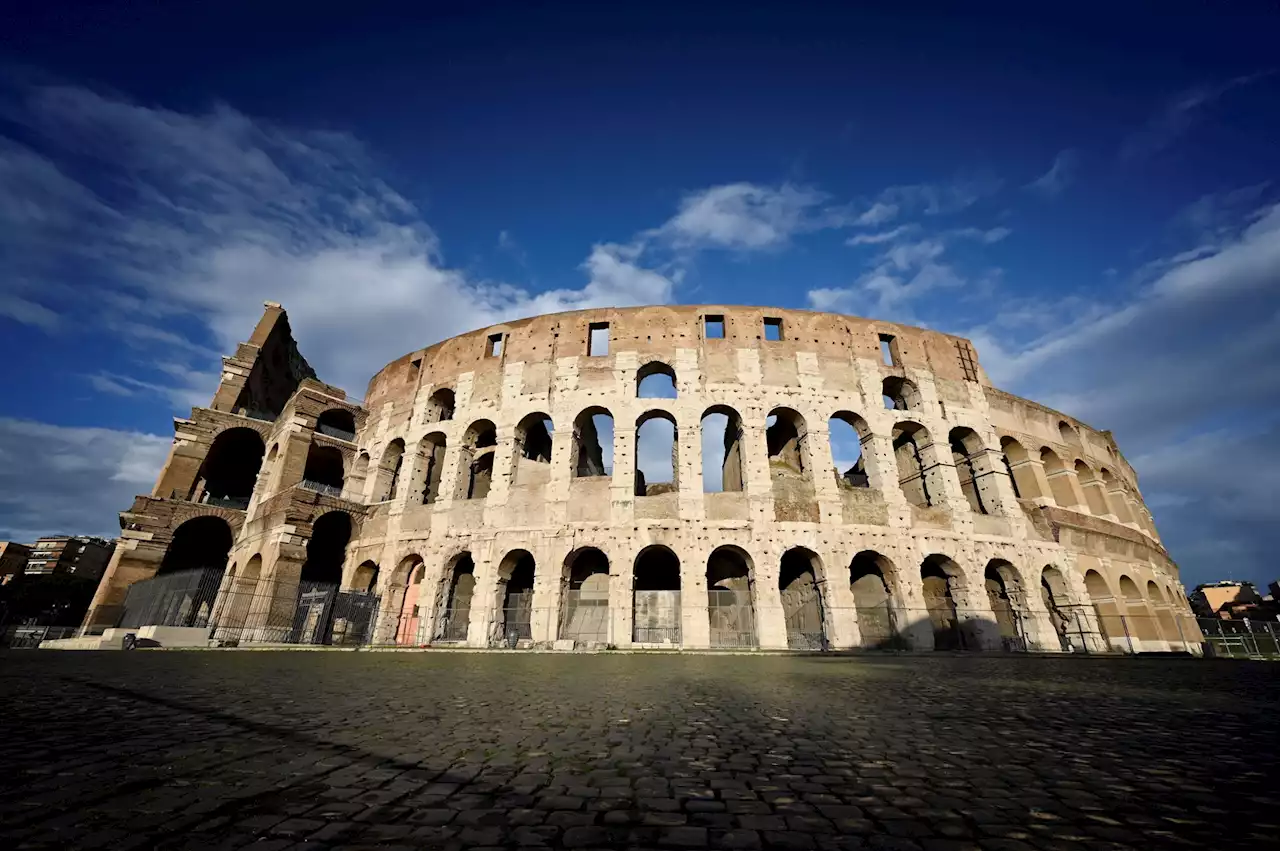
xmin=1 ymin=1 xmax=1277 ymax=590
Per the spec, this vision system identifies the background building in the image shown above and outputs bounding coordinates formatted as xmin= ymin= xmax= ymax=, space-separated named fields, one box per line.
xmin=24 ymin=537 xmax=115 ymax=580
xmin=0 ymin=542 xmax=31 ymax=585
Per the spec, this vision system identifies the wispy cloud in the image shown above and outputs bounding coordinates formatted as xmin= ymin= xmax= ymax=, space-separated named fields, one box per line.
xmin=657 ymin=182 xmax=827 ymax=250
xmin=1026 ymin=149 xmax=1079 ymax=197
xmin=846 ymin=175 xmax=1003 ymax=228
xmin=1121 ymin=72 xmax=1273 ymax=160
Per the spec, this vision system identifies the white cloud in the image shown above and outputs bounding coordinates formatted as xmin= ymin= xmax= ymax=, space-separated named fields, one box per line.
xmin=1026 ymin=149 xmax=1078 ymax=197
xmin=846 ymin=225 xmax=912 ymax=246
xmin=659 ymin=182 xmax=826 ymax=250
xmin=1121 ymin=73 xmax=1273 ymax=160
xmin=854 ymin=201 xmax=900 ymax=227
xmin=0 ymin=418 xmax=170 ymax=541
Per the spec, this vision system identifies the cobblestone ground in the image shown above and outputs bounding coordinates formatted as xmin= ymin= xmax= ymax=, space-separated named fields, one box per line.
xmin=0 ymin=652 xmax=1276 ymax=850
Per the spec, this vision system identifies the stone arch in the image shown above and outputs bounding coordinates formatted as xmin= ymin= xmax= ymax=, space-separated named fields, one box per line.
xmin=350 ymin=451 xmax=370 ymax=495
xmin=351 ymin=560 xmax=379 ymax=593
xmin=829 ymin=411 xmax=870 ymax=489
xmin=303 ymin=444 xmax=345 ymax=492
xmin=1147 ymin=579 xmax=1181 ymax=645
xmin=300 ymin=511 xmax=353 ymax=588
xmin=767 ymin=408 xmax=815 ymax=520
xmin=492 ymin=549 xmax=535 ymax=645
xmin=512 ymin=413 xmax=554 ymax=486
xmin=435 ymin=552 xmax=476 ymax=642
xmin=1084 ymin=569 xmax=1123 ymax=649
xmin=190 ymin=427 xmax=265 ymax=508
xmin=1119 ymin=574 xmax=1160 ymax=644
xmin=1074 ymin=460 xmax=1110 ymax=516
xmin=1039 ymin=447 xmax=1078 ymax=508
xmin=892 ymin=421 xmax=934 ymax=507
xmin=1058 ymin=420 xmax=1081 ymax=447
xmin=572 ymin=407 xmax=614 ymax=477
xmin=426 ymin=387 xmax=455 ymax=423
xmin=921 ymin=554 xmax=967 ymax=651
xmin=316 ymin=408 xmax=356 ymax=441
xmin=950 ymin=427 xmax=989 ymax=514
xmin=1040 ymin=565 xmax=1075 ymax=650
xmin=456 ymin=420 xmax=497 ymax=499
xmin=636 ymin=361 xmax=678 ymax=398
xmin=984 ymin=559 xmax=1023 ymax=648
xmin=701 ymin=405 xmax=744 ymax=492
xmin=158 ymin=516 xmax=234 ymax=577
xmin=374 ymin=438 xmax=406 ymax=502
xmin=849 ymin=550 xmax=902 ymax=648
xmin=882 ymin=376 xmax=921 ymax=411
xmin=707 ymin=545 xmax=757 ymax=648
xmin=635 ymin=410 xmax=678 ymax=497
xmin=388 ymin=554 xmax=425 ymax=645
xmin=632 ymin=545 xmax=681 ymax=644
xmin=412 ymin=432 xmax=447 ymax=504
xmin=1000 ymin=436 xmax=1039 ymax=500
xmin=779 ymin=547 xmax=826 ymax=649
xmin=559 ymin=547 xmax=610 ymax=644
xmin=1100 ymin=468 xmax=1136 ymax=523
xmin=216 ymin=552 xmax=262 ymax=637
xmin=766 ymin=407 xmax=808 ymax=473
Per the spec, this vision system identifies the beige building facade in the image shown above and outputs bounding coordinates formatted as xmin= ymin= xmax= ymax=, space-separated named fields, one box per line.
xmin=83 ymin=303 xmax=1200 ymax=653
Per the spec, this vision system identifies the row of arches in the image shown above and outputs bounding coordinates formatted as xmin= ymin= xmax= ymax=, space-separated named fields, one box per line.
xmin=1001 ymin=436 xmax=1153 ymax=530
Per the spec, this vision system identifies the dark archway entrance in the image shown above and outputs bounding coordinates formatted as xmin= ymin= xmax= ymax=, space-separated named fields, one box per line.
xmin=633 ymin=546 xmax=680 ymax=644
xmin=493 ymin=550 xmax=535 ymax=646
xmin=779 ymin=548 xmax=825 ymax=649
xmin=707 ymin=546 xmax=756 ymax=648
xmin=436 ymin=554 xmax=476 ymax=642
xmin=192 ymin=428 xmax=265 ymax=508
xmin=122 ymin=516 xmax=234 ymax=629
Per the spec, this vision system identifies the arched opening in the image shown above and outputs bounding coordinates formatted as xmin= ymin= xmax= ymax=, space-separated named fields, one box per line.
xmin=302 ymin=444 xmax=345 ymax=493
xmin=1100 ymin=469 xmax=1136 ymax=523
xmin=767 ymin=408 xmax=814 ymax=520
xmin=559 ymin=547 xmax=610 ymax=644
xmin=572 ymin=407 xmax=614 ymax=477
xmin=1074 ymin=461 xmax=1109 ymax=516
xmin=435 ymin=553 xmax=475 ymax=642
xmin=984 ymin=560 xmax=1022 ymax=649
xmin=412 ymin=433 xmax=447 ymax=504
xmin=921 ymin=554 xmax=964 ymax=650
xmin=850 ymin=550 xmax=899 ymax=648
xmin=426 ymin=388 xmax=455 ymax=423
xmin=1084 ymin=569 xmax=1122 ymax=648
xmin=1040 ymin=566 xmax=1075 ymax=650
xmin=707 ymin=546 xmax=756 ymax=648
xmin=493 ymin=550 xmax=535 ymax=646
xmin=456 ymin=420 xmax=497 ymax=499
xmin=1058 ymin=420 xmax=1080 ymax=447
xmin=632 ymin=546 xmax=681 ymax=644
xmin=892 ymin=421 xmax=933 ymax=507
xmin=159 ymin=516 xmax=234 ymax=577
xmin=316 ymin=409 xmax=356 ymax=441
xmin=829 ymin=412 xmax=870 ymax=489
xmin=1039 ymin=448 xmax=1078 ymax=508
xmin=1147 ymin=579 xmax=1181 ymax=645
xmin=216 ymin=552 xmax=261 ymax=637
xmin=1000 ymin=437 xmax=1038 ymax=500
xmin=512 ymin=413 xmax=554 ymax=486
xmin=374 ymin=438 xmax=406 ymax=502
xmin=392 ymin=555 xmax=425 ymax=645
xmin=351 ymin=560 xmax=379 ymax=593
xmin=259 ymin=443 xmax=280 ymax=495
xmin=350 ymin=452 xmax=370 ymax=497
xmin=190 ymin=428 xmax=266 ymax=508
xmin=882 ymin=376 xmax=920 ymax=411
xmin=1119 ymin=574 xmax=1160 ymax=643
xmin=949 ymin=427 xmax=989 ymax=514
xmin=637 ymin=362 xmax=678 ymax=398
xmin=701 ymin=405 xmax=744 ymax=493
xmin=779 ymin=548 xmax=825 ymax=649
xmin=635 ymin=411 xmax=678 ymax=497
xmin=300 ymin=511 xmax=352 ymax=587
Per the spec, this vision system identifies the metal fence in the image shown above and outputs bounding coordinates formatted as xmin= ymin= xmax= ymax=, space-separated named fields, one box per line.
xmin=1198 ymin=618 xmax=1280 ymax=659
xmin=1 ymin=625 xmax=76 ymax=648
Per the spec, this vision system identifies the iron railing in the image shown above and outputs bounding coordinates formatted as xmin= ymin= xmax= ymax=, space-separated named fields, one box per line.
xmin=299 ymin=479 xmax=343 ymax=497
xmin=317 ymin=424 xmax=357 ymax=442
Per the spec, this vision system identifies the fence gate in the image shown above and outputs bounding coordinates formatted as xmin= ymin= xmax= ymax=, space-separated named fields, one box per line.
xmin=289 ymin=583 xmax=379 ymax=646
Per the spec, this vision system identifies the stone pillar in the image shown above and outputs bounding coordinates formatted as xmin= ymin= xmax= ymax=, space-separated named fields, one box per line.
xmin=971 ymin=445 xmax=1020 ymax=518
xmin=1009 ymin=455 xmax=1053 ymax=504
xmin=917 ymin=431 xmax=969 ymax=515
xmin=80 ymin=534 xmax=165 ymax=634
xmin=487 ymin=427 xmax=517 ymax=508
xmin=1063 ymin=570 xmax=1111 ymax=653
xmin=677 ymin=420 xmax=705 ymax=520
xmin=1080 ymin=477 xmax=1115 ymax=519
xmin=1009 ymin=565 xmax=1061 ymax=651
xmin=529 ymin=550 xmax=560 ymax=645
xmin=1046 ymin=465 xmax=1088 ymax=511
xmin=951 ymin=566 xmax=1002 ymax=651
xmin=466 ymin=552 xmax=496 ymax=648
xmin=861 ymin=432 xmax=907 ymax=505
xmin=891 ymin=563 xmax=933 ymax=650
xmin=1106 ymin=484 xmax=1138 ymax=527
xmin=681 ymin=553 xmax=711 ymax=649
xmin=611 ymin=422 xmax=637 ymax=522
xmin=754 ymin=554 xmax=788 ymax=650
xmin=417 ymin=558 xmax=449 ymax=644
xmin=819 ymin=568 xmax=858 ymax=649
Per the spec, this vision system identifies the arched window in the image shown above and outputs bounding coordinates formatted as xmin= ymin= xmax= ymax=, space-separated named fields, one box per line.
xmin=635 ymin=411 xmax=677 ymax=497
xmin=766 ymin=408 xmax=807 ymax=473
xmin=351 ymin=560 xmax=379 ymax=594
xmin=707 ymin=546 xmax=756 ymax=648
xmin=633 ymin=546 xmax=680 ymax=644
xmin=512 ymin=413 xmax=554 ymax=487
xmin=1040 ymin=565 xmax=1073 ymax=650
xmin=882 ymin=376 xmax=920 ymax=411
xmin=412 ymin=433 xmax=447 ymax=504
xmin=191 ymin=428 xmax=265 ymax=508
xmin=316 ymin=409 xmax=356 ymax=441
xmin=829 ymin=412 xmax=870 ymax=489
xmin=426 ymin=388 xmax=455 ymax=423
xmin=216 ymin=552 xmax=262 ymax=637
xmin=302 ymin=445 xmax=345 ymax=493
xmin=1074 ymin=460 xmax=1110 ymax=516
xmin=892 ymin=421 xmax=933 ymax=507
xmin=999 ymin=436 xmax=1038 ymax=500
xmin=375 ymin=439 xmax=406 ymax=502
xmin=949 ymin=427 xmax=988 ymax=514
xmin=767 ymin=408 xmax=814 ymax=520
xmin=456 ymin=420 xmax=497 ymax=499
xmin=701 ymin=405 xmax=744 ymax=493
xmin=392 ymin=555 xmax=425 ymax=645
xmin=572 ymin=407 xmax=614 ymax=477
xmin=1039 ymin=448 xmax=1078 ymax=508
xmin=636 ymin=361 xmax=677 ymax=398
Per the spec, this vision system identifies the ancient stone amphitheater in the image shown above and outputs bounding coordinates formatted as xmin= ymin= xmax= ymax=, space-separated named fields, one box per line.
xmin=84 ymin=303 xmax=1200 ymax=653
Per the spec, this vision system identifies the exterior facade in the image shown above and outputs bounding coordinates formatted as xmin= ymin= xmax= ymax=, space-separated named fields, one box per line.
xmin=1 ymin=542 xmax=32 ymax=585
xmin=24 ymin=537 xmax=115 ymax=580
xmin=83 ymin=302 xmax=1200 ymax=653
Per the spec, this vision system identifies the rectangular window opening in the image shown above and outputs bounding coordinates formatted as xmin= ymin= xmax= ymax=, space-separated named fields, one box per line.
xmin=878 ymin=333 xmax=898 ymax=366
xmin=588 ymin=322 xmax=610 ymax=356
xmin=486 ymin=333 xmax=503 ymax=358
xmin=704 ymin=315 xmax=725 ymax=339
xmin=763 ymin=317 xmax=783 ymax=341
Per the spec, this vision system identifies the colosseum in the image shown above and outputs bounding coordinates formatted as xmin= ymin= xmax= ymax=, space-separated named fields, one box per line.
xmin=82 ymin=302 xmax=1201 ymax=653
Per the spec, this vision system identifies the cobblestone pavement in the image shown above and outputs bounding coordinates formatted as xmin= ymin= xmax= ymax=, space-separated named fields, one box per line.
xmin=0 ymin=652 xmax=1276 ymax=850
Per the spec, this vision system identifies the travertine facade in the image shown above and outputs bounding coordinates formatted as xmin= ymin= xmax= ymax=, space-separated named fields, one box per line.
xmin=84 ymin=303 xmax=1201 ymax=653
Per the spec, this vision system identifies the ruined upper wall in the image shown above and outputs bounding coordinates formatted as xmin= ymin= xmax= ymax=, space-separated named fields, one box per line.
xmin=210 ymin=302 xmax=319 ymax=419
xmin=364 ymin=305 xmax=987 ymax=406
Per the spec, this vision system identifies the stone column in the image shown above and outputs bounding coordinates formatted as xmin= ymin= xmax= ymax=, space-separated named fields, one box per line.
xmin=753 ymin=553 xmax=788 ymax=650
xmin=818 ymin=568 xmax=858 ymax=649
xmin=950 ymin=565 xmax=1002 ymax=651
xmin=611 ymin=422 xmax=637 ymax=522
xmin=486 ymin=426 xmax=517 ymax=508
xmin=529 ymin=548 xmax=560 ymax=645
xmin=681 ymin=552 xmax=711 ymax=649
xmin=1047 ymin=465 xmax=1088 ymax=511
xmin=1009 ymin=455 xmax=1054 ymax=504
xmin=970 ymin=444 xmax=1020 ymax=518
xmin=80 ymin=534 xmax=165 ymax=634
xmin=1080 ymin=477 xmax=1115 ymax=520
xmin=917 ymin=430 xmax=970 ymax=515
xmin=1009 ymin=565 xmax=1061 ymax=652
xmin=1105 ymin=483 xmax=1138 ymax=527
xmin=891 ymin=563 xmax=933 ymax=650
xmin=466 ymin=551 xmax=497 ymax=648
xmin=677 ymin=420 xmax=705 ymax=520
